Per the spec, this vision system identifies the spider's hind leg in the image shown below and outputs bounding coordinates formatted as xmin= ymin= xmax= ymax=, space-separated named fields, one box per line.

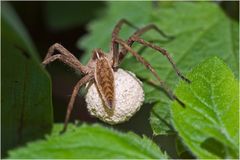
xmin=114 ymin=38 xmax=185 ymax=106
xmin=119 ymin=24 xmax=174 ymax=63
xmin=129 ymin=36 xmax=190 ymax=83
xmin=118 ymin=23 xmax=189 ymax=83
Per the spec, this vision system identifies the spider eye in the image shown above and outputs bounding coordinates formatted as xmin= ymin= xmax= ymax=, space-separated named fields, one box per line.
xmin=92 ymin=49 xmax=105 ymax=60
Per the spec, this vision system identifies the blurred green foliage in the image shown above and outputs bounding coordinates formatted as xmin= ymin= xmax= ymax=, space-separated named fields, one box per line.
xmin=45 ymin=2 xmax=105 ymax=31
xmin=2 ymin=2 xmax=53 ymax=157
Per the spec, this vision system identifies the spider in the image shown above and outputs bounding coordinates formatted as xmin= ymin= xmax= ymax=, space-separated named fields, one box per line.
xmin=42 ymin=19 xmax=190 ymax=133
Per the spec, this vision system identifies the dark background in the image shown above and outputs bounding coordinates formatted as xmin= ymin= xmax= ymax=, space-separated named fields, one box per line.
xmin=7 ymin=1 xmax=239 ymax=158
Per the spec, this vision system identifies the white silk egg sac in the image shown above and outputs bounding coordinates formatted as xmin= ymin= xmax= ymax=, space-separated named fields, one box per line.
xmin=85 ymin=69 xmax=144 ymax=124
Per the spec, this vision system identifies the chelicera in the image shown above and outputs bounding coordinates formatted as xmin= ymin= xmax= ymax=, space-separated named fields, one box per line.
xmin=42 ymin=19 xmax=190 ymax=133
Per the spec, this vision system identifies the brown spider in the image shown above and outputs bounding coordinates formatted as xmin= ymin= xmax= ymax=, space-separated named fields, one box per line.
xmin=42 ymin=19 xmax=190 ymax=133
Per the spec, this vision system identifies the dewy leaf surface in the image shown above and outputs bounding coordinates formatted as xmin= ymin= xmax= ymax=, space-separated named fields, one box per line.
xmin=2 ymin=2 xmax=53 ymax=156
xmin=77 ymin=2 xmax=239 ymax=135
xmin=8 ymin=124 xmax=168 ymax=159
xmin=171 ymin=57 xmax=239 ymax=158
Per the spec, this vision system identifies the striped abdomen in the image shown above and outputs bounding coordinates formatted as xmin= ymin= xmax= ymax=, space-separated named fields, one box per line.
xmin=94 ymin=57 xmax=115 ymax=109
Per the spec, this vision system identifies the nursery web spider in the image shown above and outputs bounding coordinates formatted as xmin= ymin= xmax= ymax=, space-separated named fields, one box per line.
xmin=42 ymin=19 xmax=190 ymax=133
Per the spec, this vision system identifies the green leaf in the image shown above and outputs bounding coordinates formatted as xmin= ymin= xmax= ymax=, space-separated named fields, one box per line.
xmin=150 ymin=102 xmax=174 ymax=135
xmin=2 ymin=2 xmax=39 ymax=61
xmin=45 ymin=2 xmax=105 ymax=31
xmin=77 ymin=1 xmax=239 ymax=136
xmin=2 ymin=2 xmax=53 ymax=156
xmin=8 ymin=124 xmax=169 ymax=159
xmin=171 ymin=57 xmax=239 ymax=158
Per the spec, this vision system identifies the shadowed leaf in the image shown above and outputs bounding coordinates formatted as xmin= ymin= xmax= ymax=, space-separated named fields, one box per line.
xmin=45 ymin=1 xmax=105 ymax=31
xmin=2 ymin=2 xmax=53 ymax=157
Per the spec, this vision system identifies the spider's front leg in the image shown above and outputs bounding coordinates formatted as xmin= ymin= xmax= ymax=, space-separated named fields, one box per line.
xmin=42 ymin=43 xmax=93 ymax=133
xmin=118 ymin=24 xmax=190 ymax=83
xmin=111 ymin=19 xmax=139 ymax=69
xmin=42 ymin=43 xmax=89 ymax=74
xmin=118 ymin=24 xmax=173 ymax=61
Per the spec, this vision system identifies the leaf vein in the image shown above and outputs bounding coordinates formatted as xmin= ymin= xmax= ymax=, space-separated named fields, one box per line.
xmin=209 ymin=76 xmax=237 ymax=149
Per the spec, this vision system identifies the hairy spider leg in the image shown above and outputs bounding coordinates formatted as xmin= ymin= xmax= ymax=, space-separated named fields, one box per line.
xmin=129 ymin=36 xmax=190 ymax=83
xmin=111 ymin=19 xmax=139 ymax=69
xmin=136 ymin=39 xmax=171 ymax=55
xmin=60 ymin=74 xmax=93 ymax=134
xmin=42 ymin=43 xmax=94 ymax=133
xmin=111 ymin=20 xmax=172 ymax=66
xmin=42 ymin=43 xmax=88 ymax=74
xmin=114 ymin=38 xmax=185 ymax=106
xmin=119 ymin=24 xmax=174 ymax=61
xmin=116 ymin=24 xmax=190 ymax=83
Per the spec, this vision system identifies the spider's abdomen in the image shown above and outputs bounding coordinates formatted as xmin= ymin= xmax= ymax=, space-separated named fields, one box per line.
xmin=94 ymin=57 xmax=115 ymax=109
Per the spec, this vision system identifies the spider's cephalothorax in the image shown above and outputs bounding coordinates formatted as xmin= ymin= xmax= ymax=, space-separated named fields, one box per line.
xmin=42 ymin=19 xmax=190 ymax=133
